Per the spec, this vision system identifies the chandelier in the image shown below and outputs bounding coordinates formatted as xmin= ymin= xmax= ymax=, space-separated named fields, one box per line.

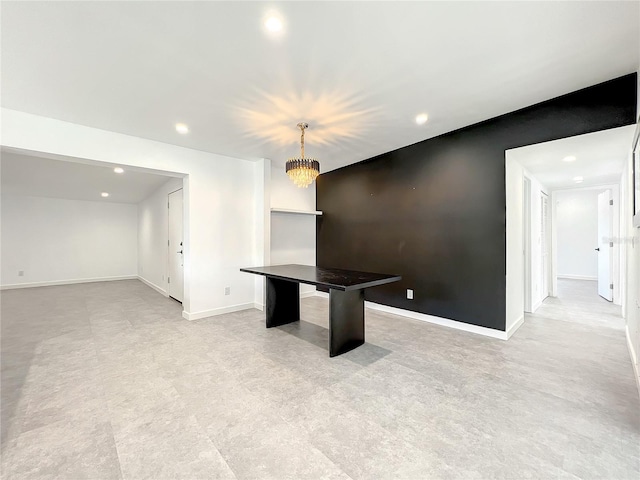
xmin=285 ymin=122 xmax=320 ymax=188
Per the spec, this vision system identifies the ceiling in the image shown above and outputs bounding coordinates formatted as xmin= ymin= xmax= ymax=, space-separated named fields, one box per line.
xmin=1 ymin=151 xmax=174 ymax=204
xmin=1 ymin=2 xmax=638 ymax=173
xmin=507 ymin=125 xmax=636 ymax=190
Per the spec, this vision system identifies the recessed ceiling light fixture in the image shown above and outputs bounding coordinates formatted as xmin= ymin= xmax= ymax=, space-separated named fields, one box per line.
xmin=114 ymin=167 xmax=124 ymax=174
xmin=573 ymin=176 xmax=584 ymax=183
xmin=415 ymin=113 xmax=428 ymax=125
xmin=563 ymin=156 xmax=577 ymax=162
xmin=101 ymin=192 xmax=110 ymax=197
xmin=175 ymin=123 xmax=189 ymax=134
xmin=265 ymin=16 xmax=283 ymax=33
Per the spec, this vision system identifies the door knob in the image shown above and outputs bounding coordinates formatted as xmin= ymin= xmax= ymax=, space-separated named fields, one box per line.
xmin=595 ymin=248 xmax=600 ymax=251
xmin=178 ymin=250 xmax=183 ymax=254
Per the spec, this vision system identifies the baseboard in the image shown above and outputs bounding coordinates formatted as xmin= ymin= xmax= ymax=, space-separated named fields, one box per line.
xmin=182 ymin=302 xmax=255 ymax=321
xmin=557 ymin=275 xmax=597 ymax=281
xmin=506 ymin=315 xmax=525 ymax=339
xmin=0 ymin=275 xmax=138 ymax=290
xmin=313 ymin=291 xmax=507 ymax=340
xmin=532 ymin=299 xmax=543 ymax=313
xmin=137 ymin=276 xmax=168 ymax=297
xmin=626 ymin=325 xmax=640 ymax=398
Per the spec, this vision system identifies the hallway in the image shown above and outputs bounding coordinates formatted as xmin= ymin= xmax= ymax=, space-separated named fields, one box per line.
xmin=533 ymin=278 xmax=624 ymax=330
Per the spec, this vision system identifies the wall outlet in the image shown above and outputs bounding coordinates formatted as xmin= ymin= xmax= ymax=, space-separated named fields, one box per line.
xmin=224 ymin=286 xmax=231 ymax=296
xmin=18 ymin=270 xmax=24 ymax=277
xmin=407 ymin=289 xmax=413 ymax=300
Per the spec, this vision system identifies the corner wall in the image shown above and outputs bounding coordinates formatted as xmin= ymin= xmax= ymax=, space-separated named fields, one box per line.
xmin=137 ymin=177 xmax=184 ymax=295
xmin=317 ymin=74 xmax=637 ymax=332
xmin=1 ymin=194 xmax=137 ymax=288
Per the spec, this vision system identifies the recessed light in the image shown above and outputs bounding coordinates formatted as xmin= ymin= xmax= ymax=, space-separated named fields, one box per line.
xmin=415 ymin=113 xmax=428 ymax=125
xmin=101 ymin=192 xmax=110 ymax=197
xmin=114 ymin=167 xmax=124 ymax=174
xmin=175 ymin=123 xmax=189 ymax=134
xmin=563 ymin=156 xmax=576 ymax=162
xmin=265 ymin=16 xmax=283 ymax=32
xmin=573 ymin=176 xmax=583 ymax=183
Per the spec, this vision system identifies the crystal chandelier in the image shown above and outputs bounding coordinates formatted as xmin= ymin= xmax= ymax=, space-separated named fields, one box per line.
xmin=285 ymin=122 xmax=320 ymax=188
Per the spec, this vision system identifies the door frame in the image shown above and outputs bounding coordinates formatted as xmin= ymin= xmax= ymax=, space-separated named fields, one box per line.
xmin=523 ymin=175 xmax=532 ymax=313
xmin=167 ymin=187 xmax=184 ymax=303
xmin=550 ymin=183 xmax=621 ymax=304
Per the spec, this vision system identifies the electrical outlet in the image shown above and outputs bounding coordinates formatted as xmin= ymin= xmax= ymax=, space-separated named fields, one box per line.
xmin=407 ymin=289 xmax=413 ymax=300
xmin=18 ymin=270 xmax=24 ymax=277
xmin=224 ymin=286 xmax=231 ymax=296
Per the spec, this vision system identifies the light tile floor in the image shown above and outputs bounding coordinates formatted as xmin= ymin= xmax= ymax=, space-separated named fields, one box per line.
xmin=1 ymin=279 xmax=638 ymax=479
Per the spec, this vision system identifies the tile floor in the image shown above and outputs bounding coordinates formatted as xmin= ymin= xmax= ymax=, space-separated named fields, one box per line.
xmin=1 ymin=278 xmax=638 ymax=479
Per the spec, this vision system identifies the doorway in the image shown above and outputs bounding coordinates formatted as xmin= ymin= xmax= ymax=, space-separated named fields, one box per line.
xmin=506 ymin=125 xmax=633 ymax=334
xmin=168 ymin=188 xmax=184 ymax=303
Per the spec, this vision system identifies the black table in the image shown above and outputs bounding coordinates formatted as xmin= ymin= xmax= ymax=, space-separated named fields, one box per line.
xmin=240 ymin=264 xmax=402 ymax=357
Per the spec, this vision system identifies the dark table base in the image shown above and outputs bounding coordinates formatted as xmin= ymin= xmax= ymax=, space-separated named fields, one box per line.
xmin=265 ymin=277 xmax=365 ymax=357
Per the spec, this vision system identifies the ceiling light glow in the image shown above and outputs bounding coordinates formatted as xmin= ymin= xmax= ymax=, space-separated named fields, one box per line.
xmin=101 ymin=192 xmax=110 ymax=197
xmin=415 ymin=113 xmax=428 ymax=125
xmin=175 ymin=123 xmax=189 ymax=134
xmin=563 ymin=156 xmax=576 ymax=162
xmin=114 ymin=167 xmax=124 ymax=174
xmin=265 ymin=16 xmax=283 ymax=32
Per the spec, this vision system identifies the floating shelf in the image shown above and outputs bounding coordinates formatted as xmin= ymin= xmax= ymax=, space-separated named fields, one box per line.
xmin=271 ymin=208 xmax=323 ymax=216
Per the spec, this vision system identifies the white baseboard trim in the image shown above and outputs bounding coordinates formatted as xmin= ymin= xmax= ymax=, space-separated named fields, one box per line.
xmin=137 ymin=276 xmax=168 ymax=297
xmin=183 ymin=302 xmax=255 ymax=321
xmin=313 ymin=291 xmax=507 ymax=340
xmin=0 ymin=275 xmax=138 ymax=290
xmin=506 ymin=315 xmax=525 ymax=339
xmin=532 ymin=300 xmax=543 ymax=313
xmin=557 ymin=275 xmax=597 ymax=281
xmin=626 ymin=325 xmax=640 ymax=398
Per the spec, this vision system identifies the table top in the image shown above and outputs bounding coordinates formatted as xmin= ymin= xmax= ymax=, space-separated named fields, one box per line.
xmin=240 ymin=264 xmax=402 ymax=291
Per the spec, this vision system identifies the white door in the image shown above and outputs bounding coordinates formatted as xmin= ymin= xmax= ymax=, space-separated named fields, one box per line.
xmin=168 ymin=189 xmax=184 ymax=303
xmin=597 ymin=189 xmax=612 ymax=301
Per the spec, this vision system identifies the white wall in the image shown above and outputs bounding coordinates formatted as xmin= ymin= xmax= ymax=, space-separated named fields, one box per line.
xmin=622 ymin=133 xmax=640 ymax=394
xmin=555 ymin=189 xmax=600 ymax=279
xmin=1 ymin=109 xmax=260 ymax=320
xmin=505 ymin=157 xmax=525 ymax=334
xmin=1 ymin=194 xmax=137 ymax=287
xmin=269 ymin=165 xmax=317 ymax=296
xmin=137 ymin=177 xmax=184 ymax=295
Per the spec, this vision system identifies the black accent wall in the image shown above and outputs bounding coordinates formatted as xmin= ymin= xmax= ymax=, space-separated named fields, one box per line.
xmin=316 ymin=74 xmax=637 ymax=331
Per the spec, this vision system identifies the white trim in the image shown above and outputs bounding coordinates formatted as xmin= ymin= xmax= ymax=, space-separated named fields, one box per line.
xmin=532 ymin=299 xmax=543 ymax=313
xmin=182 ymin=302 xmax=255 ymax=321
xmin=137 ymin=276 xmax=168 ymax=297
xmin=556 ymin=274 xmax=597 ymax=281
xmin=506 ymin=315 xmax=525 ymax=339
xmin=313 ymin=291 xmax=508 ymax=340
xmin=270 ymin=208 xmax=322 ymax=216
xmin=0 ymin=275 xmax=137 ymax=290
xmin=626 ymin=325 xmax=640 ymax=398
xmin=254 ymin=303 xmax=265 ymax=311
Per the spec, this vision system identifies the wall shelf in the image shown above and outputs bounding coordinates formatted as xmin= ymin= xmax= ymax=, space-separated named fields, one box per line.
xmin=271 ymin=208 xmax=323 ymax=216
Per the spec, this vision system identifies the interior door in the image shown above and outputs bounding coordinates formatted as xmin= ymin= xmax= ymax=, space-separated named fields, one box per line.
xmin=168 ymin=189 xmax=184 ymax=303
xmin=597 ymin=189 xmax=612 ymax=301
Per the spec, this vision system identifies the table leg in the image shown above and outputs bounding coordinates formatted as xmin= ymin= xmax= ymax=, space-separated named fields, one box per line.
xmin=329 ymin=288 xmax=365 ymax=357
xmin=266 ymin=277 xmax=300 ymax=328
